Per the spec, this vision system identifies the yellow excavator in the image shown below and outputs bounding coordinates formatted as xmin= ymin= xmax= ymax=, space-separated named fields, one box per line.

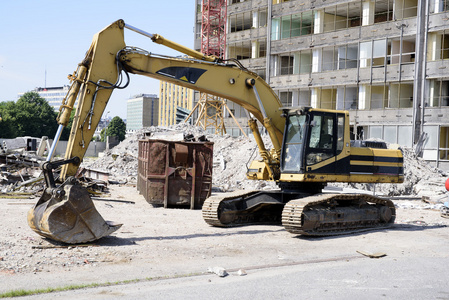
xmin=27 ymin=20 xmax=403 ymax=244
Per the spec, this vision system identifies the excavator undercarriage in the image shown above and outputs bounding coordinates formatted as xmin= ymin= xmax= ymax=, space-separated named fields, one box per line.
xmin=203 ymin=189 xmax=396 ymax=236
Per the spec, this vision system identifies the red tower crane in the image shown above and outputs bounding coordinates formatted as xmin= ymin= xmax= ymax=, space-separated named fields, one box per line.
xmin=201 ymin=0 xmax=227 ymax=59
xmin=189 ymin=0 xmax=246 ymax=136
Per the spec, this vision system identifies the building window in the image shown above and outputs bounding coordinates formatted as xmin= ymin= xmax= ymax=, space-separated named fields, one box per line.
xmin=429 ymin=0 xmax=449 ymax=12
xmin=228 ymin=41 xmax=252 ymax=59
xmin=338 ymin=44 xmax=358 ymax=69
xmin=369 ymin=85 xmax=389 ymax=109
xmin=272 ymin=12 xmax=314 ymax=41
xmin=429 ymin=80 xmax=449 ymax=107
xmin=321 ymin=48 xmax=338 ymax=71
xmin=274 ymin=50 xmax=312 ymax=76
xmin=440 ymin=127 xmax=449 ymax=162
xmin=359 ymin=38 xmax=415 ymax=68
xmin=429 ymin=31 xmax=449 ymax=60
xmin=393 ymin=0 xmax=418 ymax=19
xmin=280 ymin=55 xmax=294 ymax=75
xmin=312 ymin=88 xmax=337 ymax=109
xmin=279 ymin=91 xmax=293 ymax=107
xmin=254 ymin=68 xmax=266 ymax=80
xmin=323 ymin=3 xmax=361 ymax=33
xmin=389 ymin=83 xmax=414 ymax=108
xmin=374 ymin=0 xmax=394 ymax=23
xmin=229 ymin=11 xmax=252 ymax=33
xmin=389 ymin=37 xmax=416 ymax=65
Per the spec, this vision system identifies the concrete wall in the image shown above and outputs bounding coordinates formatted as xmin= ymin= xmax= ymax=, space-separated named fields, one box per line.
xmin=0 ymin=138 xmax=107 ymax=158
xmin=54 ymin=141 xmax=107 ymax=158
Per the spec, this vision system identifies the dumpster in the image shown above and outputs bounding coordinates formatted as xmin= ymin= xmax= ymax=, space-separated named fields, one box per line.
xmin=137 ymin=139 xmax=213 ymax=209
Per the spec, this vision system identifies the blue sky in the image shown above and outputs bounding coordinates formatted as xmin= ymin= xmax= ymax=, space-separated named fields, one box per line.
xmin=0 ymin=0 xmax=195 ymax=119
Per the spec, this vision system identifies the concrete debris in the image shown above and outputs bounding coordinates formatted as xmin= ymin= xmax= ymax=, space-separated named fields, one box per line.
xmin=207 ymin=266 xmax=228 ymax=277
xmin=81 ymin=124 xmax=447 ymax=199
xmin=81 ymin=124 xmax=278 ymax=192
xmin=441 ymin=202 xmax=449 ymax=219
xmin=1 ymin=124 xmax=448 ymax=205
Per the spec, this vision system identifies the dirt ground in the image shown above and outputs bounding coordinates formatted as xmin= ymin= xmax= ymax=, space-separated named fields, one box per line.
xmin=1 ymin=183 xmax=449 ymax=294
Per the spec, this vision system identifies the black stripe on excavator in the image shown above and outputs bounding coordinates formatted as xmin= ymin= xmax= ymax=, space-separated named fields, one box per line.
xmin=306 ymin=157 xmax=402 ymax=176
xmin=350 ymin=165 xmax=404 ymax=175
xmin=156 ymin=67 xmax=207 ymax=84
xmin=306 ymin=156 xmax=351 ymax=174
xmin=350 ymin=155 xmax=403 ymax=163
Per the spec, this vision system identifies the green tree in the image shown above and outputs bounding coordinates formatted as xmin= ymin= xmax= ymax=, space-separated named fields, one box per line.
xmin=105 ymin=116 xmax=126 ymax=142
xmin=0 ymin=101 xmax=18 ymax=138
xmin=100 ymin=128 xmax=106 ymax=142
xmin=13 ymin=92 xmax=58 ymax=137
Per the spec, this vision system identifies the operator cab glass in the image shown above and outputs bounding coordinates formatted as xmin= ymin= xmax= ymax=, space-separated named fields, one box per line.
xmin=281 ymin=110 xmax=345 ymax=173
xmin=282 ymin=114 xmax=307 ymax=172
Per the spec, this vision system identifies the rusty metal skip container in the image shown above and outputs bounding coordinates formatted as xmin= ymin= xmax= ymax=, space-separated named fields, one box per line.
xmin=137 ymin=139 xmax=213 ymax=209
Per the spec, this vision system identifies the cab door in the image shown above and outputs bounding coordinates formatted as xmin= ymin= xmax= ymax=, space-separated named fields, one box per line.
xmin=304 ymin=112 xmax=344 ymax=174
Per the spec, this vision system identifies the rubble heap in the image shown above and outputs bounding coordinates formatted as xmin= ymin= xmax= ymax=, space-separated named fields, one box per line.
xmin=82 ymin=124 xmax=276 ymax=191
xmin=82 ymin=124 xmax=447 ymax=198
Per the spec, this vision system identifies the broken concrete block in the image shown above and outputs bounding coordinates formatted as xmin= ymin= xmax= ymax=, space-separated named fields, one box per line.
xmin=208 ymin=266 xmax=228 ymax=277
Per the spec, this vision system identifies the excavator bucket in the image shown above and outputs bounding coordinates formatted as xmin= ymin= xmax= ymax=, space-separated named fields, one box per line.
xmin=27 ymin=178 xmax=121 ymax=244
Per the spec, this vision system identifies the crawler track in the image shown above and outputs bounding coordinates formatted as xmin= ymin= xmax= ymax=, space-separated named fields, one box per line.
xmin=202 ymin=190 xmax=285 ymax=227
xmin=203 ymin=191 xmax=396 ymax=237
xmin=282 ymin=193 xmax=396 ymax=236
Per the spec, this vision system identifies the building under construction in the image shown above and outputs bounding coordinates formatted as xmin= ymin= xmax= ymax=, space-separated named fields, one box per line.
xmin=189 ymin=0 xmax=449 ymax=170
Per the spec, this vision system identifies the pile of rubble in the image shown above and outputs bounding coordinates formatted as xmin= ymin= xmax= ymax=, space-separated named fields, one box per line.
xmin=81 ymin=124 xmax=277 ymax=191
xmin=1 ymin=124 xmax=447 ymax=201
xmin=81 ymin=124 xmax=448 ymax=199
xmin=0 ymin=137 xmax=46 ymax=193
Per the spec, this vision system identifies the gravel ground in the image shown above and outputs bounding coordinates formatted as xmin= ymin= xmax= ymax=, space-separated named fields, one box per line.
xmin=1 ymin=126 xmax=449 ymax=295
xmin=1 ymin=184 xmax=449 ymax=281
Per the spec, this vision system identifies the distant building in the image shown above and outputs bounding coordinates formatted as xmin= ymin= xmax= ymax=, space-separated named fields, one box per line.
xmin=126 ymin=94 xmax=159 ymax=132
xmin=159 ymin=81 xmax=194 ymax=126
xmin=93 ymin=117 xmax=112 ymax=140
xmin=19 ymin=86 xmax=70 ymax=111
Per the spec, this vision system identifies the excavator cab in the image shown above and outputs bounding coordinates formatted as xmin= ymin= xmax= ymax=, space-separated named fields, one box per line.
xmin=281 ymin=107 xmax=347 ymax=176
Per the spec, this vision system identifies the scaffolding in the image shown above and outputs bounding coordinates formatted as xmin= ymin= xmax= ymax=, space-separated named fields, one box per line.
xmin=191 ymin=0 xmax=246 ymax=136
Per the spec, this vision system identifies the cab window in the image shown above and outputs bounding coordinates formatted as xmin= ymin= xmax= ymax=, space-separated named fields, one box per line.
xmin=306 ymin=114 xmax=335 ymax=166
xmin=282 ymin=114 xmax=306 ymax=172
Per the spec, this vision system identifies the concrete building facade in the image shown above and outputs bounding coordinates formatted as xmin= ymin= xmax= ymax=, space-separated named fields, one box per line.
xmin=126 ymin=94 xmax=159 ymax=132
xmin=194 ymin=0 xmax=449 ymax=170
xmin=19 ymin=86 xmax=70 ymax=111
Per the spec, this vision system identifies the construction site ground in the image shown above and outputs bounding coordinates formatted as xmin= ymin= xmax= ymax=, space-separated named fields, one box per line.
xmin=1 ymin=184 xmax=449 ymax=298
xmin=2 ymin=126 xmax=449 ymax=297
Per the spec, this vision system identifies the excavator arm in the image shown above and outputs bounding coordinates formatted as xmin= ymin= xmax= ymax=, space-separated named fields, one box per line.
xmin=58 ymin=19 xmax=284 ymax=181
xmin=28 ymin=19 xmax=285 ymax=244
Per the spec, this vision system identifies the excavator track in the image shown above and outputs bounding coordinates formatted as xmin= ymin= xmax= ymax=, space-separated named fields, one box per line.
xmin=202 ymin=190 xmax=287 ymax=227
xmin=282 ymin=193 xmax=396 ymax=236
